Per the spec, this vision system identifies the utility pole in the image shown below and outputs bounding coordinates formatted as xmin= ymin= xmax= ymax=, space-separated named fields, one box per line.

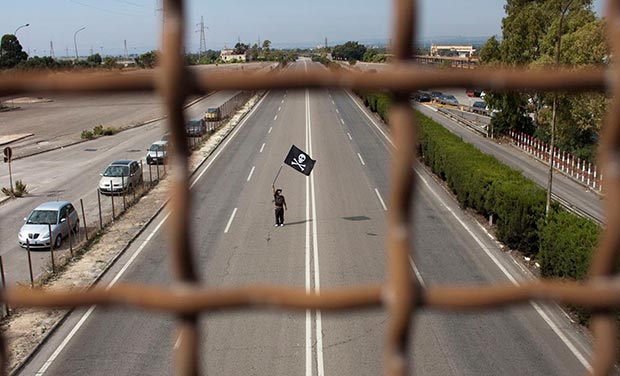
xmin=325 ymin=37 xmax=328 ymax=50
xmin=50 ymin=41 xmax=55 ymax=58
xmin=124 ymin=39 xmax=129 ymax=60
xmin=90 ymin=46 xmax=94 ymax=56
xmin=546 ymin=0 xmax=575 ymax=218
xmin=66 ymin=47 xmax=69 ymax=58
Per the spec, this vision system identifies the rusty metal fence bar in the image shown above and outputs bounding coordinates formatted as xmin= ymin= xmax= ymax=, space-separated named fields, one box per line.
xmin=0 ymin=0 xmax=618 ymax=376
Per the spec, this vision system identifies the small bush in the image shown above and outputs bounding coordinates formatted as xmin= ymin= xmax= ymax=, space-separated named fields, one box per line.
xmin=2 ymin=179 xmax=28 ymax=197
xmin=81 ymin=129 xmax=94 ymax=139
xmin=82 ymin=125 xmax=117 ymax=139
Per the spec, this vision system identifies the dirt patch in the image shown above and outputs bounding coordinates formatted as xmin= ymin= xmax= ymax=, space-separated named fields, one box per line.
xmin=1 ymin=92 xmax=264 ymax=373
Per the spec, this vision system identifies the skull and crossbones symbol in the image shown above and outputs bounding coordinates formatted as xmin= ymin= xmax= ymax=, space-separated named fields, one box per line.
xmin=291 ymin=153 xmax=307 ymax=171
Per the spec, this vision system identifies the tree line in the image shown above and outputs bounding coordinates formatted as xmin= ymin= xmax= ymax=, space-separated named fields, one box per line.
xmin=480 ymin=0 xmax=608 ymax=163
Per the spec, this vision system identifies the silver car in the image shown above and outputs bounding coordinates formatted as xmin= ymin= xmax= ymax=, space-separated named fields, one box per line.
xmin=146 ymin=140 xmax=168 ymax=165
xmin=18 ymin=201 xmax=80 ymax=249
xmin=99 ymin=160 xmax=143 ymax=195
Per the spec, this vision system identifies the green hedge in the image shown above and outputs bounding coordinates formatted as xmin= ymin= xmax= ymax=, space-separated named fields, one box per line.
xmin=355 ymin=91 xmax=599 ymax=281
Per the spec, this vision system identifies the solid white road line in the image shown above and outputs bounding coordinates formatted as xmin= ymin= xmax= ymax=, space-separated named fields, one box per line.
xmin=307 ymin=88 xmax=325 ymax=376
xmin=268 ymin=126 xmax=273 ymax=134
xmin=347 ymin=132 xmax=352 ymax=141
xmin=357 ymin=153 xmax=366 ymax=166
xmin=247 ymin=166 xmax=256 ymax=182
xmin=374 ymin=188 xmax=387 ymax=211
xmin=224 ymin=208 xmax=238 ymax=233
xmin=347 ymin=90 xmax=591 ymax=371
xmin=260 ymin=143 xmax=265 ymax=153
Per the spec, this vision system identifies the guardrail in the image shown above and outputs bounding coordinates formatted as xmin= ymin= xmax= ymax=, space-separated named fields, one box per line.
xmin=509 ymin=129 xmax=603 ymax=192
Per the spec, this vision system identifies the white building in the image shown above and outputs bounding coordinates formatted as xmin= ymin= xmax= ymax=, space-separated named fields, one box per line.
xmin=430 ymin=44 xmax=475 ymax=58
xmin=220 ymin=49 xmax=247 ymax=62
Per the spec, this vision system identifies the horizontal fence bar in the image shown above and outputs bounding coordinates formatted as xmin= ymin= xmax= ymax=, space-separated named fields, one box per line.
xmin=0 ymin=66 xmax=608 ymax=96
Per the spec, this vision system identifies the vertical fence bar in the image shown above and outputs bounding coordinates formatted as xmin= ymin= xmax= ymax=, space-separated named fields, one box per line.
xmin=48 ymin=223 xmax=56 ymax=274
xmin=80 ymin=198 xmax=89 ymax=242
xmin=0 ymin=256 xmax=9 ymax=316
xmin=26 ymin=239 xmax=34 ymax=288
xmin=161 ymin=0 xmax=200 ymax=375
xmin=385 ymin=1 xmax=416 ymax=375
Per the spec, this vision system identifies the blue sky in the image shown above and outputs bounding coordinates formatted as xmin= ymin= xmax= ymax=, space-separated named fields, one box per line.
xmin=2 ymin=0 xmax=605 ymax=57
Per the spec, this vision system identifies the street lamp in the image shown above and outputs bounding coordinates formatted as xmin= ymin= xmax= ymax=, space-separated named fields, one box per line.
xmin=73 ymin=27 xmax=86 ymax=60
xmin=14 ymin=23 xmax=30 ymax=35
xmin=545 ymin=0 xmax=574 ymax=217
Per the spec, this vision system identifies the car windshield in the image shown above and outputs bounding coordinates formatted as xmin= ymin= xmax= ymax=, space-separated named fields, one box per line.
xmin=149 ymin=144 xmax=165 ymax=151
xmin=207 ymin=108 xmax=218 ymax=113
xmin=27 ymin=210 xmax=58 ymax=225
xmin=187 ymin=120 xmax=201 ymax=128
xmin=103 ymin=165 xmax=129 ymax=177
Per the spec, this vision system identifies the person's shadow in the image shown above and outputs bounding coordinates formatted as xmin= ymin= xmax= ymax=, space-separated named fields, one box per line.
xmin=282 ymin=219 xmax=312 ymax=226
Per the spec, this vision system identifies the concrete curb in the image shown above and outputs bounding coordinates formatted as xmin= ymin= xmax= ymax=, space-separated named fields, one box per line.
xmin=0 ymin=134 xmax=34 ymax=147
xmin=11 ymin=93 xmax=213 ymax=161
xmin=8 ymin=90 xmax=266 ymax=376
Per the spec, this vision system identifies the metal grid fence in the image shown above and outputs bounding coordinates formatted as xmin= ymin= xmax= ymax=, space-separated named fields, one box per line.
xmin=0 ymin=0 xmax=618 ymax=375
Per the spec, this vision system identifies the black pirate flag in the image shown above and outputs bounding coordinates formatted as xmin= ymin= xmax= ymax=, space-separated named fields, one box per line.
xmin=284 ymin=145 xmax=316 ymax=176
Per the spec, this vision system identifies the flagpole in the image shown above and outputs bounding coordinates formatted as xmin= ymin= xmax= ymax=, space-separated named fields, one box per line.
xmin=273 ymin=164 xmax=284 ymax=186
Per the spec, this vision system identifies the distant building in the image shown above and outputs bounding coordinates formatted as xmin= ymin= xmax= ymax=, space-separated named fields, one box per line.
xmin=430 ymin=44 xmax=475 ymax=58
xmin=220 ymin=49 xmax=247 ymax=62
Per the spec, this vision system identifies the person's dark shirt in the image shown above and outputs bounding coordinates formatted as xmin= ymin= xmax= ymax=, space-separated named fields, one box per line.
xmin=274 ymin=193 xmax=286 ymax=208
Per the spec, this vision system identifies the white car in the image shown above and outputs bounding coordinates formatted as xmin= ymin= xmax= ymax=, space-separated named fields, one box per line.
xmin=99 ymin=160 xmax=143 ymax=195
xmin=18 ymin=201 xmax=79 ymax=249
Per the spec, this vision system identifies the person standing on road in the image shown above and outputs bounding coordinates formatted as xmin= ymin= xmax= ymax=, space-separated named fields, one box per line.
xmin=272 ymin=184 xmax=287 ymax=227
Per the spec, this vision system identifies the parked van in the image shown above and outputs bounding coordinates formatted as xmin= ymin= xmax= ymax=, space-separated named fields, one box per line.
xmin=185 ymin=118 xmax=207 ymax=137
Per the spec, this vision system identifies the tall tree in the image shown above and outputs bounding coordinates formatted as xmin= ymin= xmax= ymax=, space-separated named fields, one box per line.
xmin=479 ymin=36 xmax=501 ymax=64
xmin=0 ymin=34 xmax=28 ymax=69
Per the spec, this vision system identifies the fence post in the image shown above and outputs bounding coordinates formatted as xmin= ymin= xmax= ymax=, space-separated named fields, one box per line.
xmin=0 ymin=256 xmax=9 ymax=316
xmin=149 ymin=163 xmax=153 ymax=188
xmin=48 ymin=223 xmax=56 ymax=274
xmin=140 ymin=160 xmax=144 ymax=190
xmin=155 ymin=150 xmax=160 ymax=182
xmin=80 ymin=198 xmax=89 ymax=242
xmin=587 ymin=163 xmax=592 ymax=186
xmin=122 ymin=174 xmax=127 ymax=211
xmin=97 ymin=189 xmax=103 ymax=230
xmin=26 ymin=239 xmax=34 ymax=288
xmin=67 ymin=215 xmax=74 ymax=258
xmin=111 ymin=180 xmax=116 ymax=221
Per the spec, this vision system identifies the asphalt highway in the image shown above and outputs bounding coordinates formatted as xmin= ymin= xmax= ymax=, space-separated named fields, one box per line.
xmin=18 ymin=60 xmax=593 ymax=375
xmin=0 ymin=90 xmax=240 ymax=285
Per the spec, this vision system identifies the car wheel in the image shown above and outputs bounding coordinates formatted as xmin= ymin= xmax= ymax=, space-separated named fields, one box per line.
xmin=54 ymin=234 xmax=62 ymax=249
